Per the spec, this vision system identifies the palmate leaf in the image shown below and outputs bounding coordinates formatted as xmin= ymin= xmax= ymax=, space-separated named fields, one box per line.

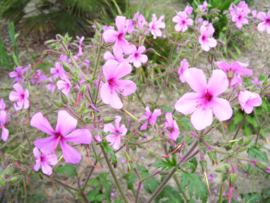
xmin=155 ymin=185 xmax=184 ymax=203
xmin=151 ymin=157 xmax=177 ymax=170
xmin=180 ymin=172 xmax=208 ymax=203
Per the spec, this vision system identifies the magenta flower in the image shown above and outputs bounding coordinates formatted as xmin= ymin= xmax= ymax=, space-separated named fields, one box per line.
xmin=229 ymin=2 xmax=250 ymax=29
xmin=50 ymin=62 xmax=66 ymax=79
xmin=257 ymin=10 xmax=270 ymax=34
xmin=9 ymin=83 xmax=30 ymax=111
xmin=104 ymin=49 xmax=126 ymax=64
xmin=215 ymin=61 xmax=252 ymax=86
xmin=172 ymin=12 xmax=193 ymax=32
xmin=252 ymin=10 xmax=257 ymax=21
xmin=94 ymin=135 xmax=102 ymax=143
xmin=199 ymin=24 xmax=217 ymax=51
xmin=178 ymin=59 xmax=189 ymax=83
xmin=77 ymin=36 xmax=85 ymax=56
xmin=103 ymin=16 xmax=132 ymax=54
xmin=9 ymin=66 xmax=28 ymax=83
xmin=137 ymin=14 xmax=148 ymax=29
xmin=149 ymin=14 xmax=166 ymax=39
xmin=31 ymin=110 xmax=92 ymax=164
xmin=0 ymin=98 xmax=5 ymax=111
xmin=0 ymin=110 xmax=9 ymax=142
xmin=100 ymin=61 xmax=137 ymax=109
xmin=103 ymin=25 xmax=115 ymax=32
xmin=266 ymin=166 xmax=270 ymax=173
xmin=183 ymin=5 xmax=193 ymax=16
xmin=175 ymin=68 xmax=232 ymax=130
xmin=57 ymin=79 xmax=72 ymax=96
xmin=47 ymin=78 xmax=55 ymax=93
xmin=33 ymin=147 xmax=58 ymax=175
xmin=140 ymin=107 xmax=161 ymax=130
xmin=127 ymin=45 xmax=148 ymax=68
xmin=60 ymin=55 xmax=68 ymax=62
xmin=238 ymin=90 xmax=262 ymax=114
xmin=164 ymin=112 xmax=180 ymax=141
xmin=126 ymin=12 xmax=140 ymax=33
xmin=198 ymin=1 xmax=207 ymax=11
xmin=30 ymin=70 xmax=47 ymax=86
xmin=104 ymin=116 xmax=127 ymax=150
xmin=252 ymin=77 xmax=262 ymax=86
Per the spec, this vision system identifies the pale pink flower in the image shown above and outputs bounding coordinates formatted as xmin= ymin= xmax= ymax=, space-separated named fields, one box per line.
xmin=31 ymin=110 xmax=92 ymax=164
xmin=126 ymin=12 xmax=140 ymax=33
xmin=199 ymin=24 xmax=217 ymax=51
xmin=257 ymin=10 xmax=270 ymax=34
xmin=172 ymin=12 xmax=193 ymax=32
xmin=149 ymin=14 xmax=166 ymax=39
xmin=164 ymin=112 xmax=180 ymax=141
xmin=33 ymin=147 xmax=58 ymax=175
xmin=50 ymin=62 xmax=66 ymax=79
xmin=178 ymin=59 xmax=189 ymax=83
xmin=103 ymin=16 xmax=132 ymax=54
xmin=77 ymin=36 xmax=85 ymax=56
xmin=215 ymin=61 xmax=252 ymax=86
xmin=0 ymin=98 xmax=5 ymax=111
xmin=100 ymin=61 xmax=137 ymax=109
xmin=140 ymin=107 xmax=161 ymax=130
xmin=183 ymin=5 xmax=193 ymax=16
xmin=175 ymin=68 xmax=232 ymax=130
xmin=30 ymin=70 xmax=47 ymax=85
xmin=0 ymin=110 xmax=9 ymax=142
xmin=238 ymin=90 xmax=262 ymax=114
xmin=198 ymin=1 xmax=207 ymax=10
xmin=127 ymin=45 xmax=148 ymax=68
xmin=137 ymin=14 xmax=148 ymax=29
xmin=103 ymin=25 xmax=114 ymax=32
xmin=9 ymin=66 xmax=28 ymax=83
xmin=9 ymin=83 xmax=30 ymax=111
xmin=94 ymin=135 xmax=102 ymax=143
xmin=57 ymin=79 xmax=72 ymax=96
xmin=47 ymin=78 xmax=55 ymax=93
xmin=104 ymin=116 xmax=127 ymax=150
xmin=229 ymin=2 xmax=250 ymax=29
xmin=252 ymin=10 xmax=257 ymax=21
xmin=104 ymin=49 xmax=126 ymax=64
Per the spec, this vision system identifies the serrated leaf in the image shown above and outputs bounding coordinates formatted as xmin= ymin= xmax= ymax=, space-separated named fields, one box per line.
xmin=152 ymin=158 xmax=177 ymax=170
xmin=241 ymin=192 xmax=263 ymax=203
xmin=155 ymin=185 xmax=184 ymax=203
xmin=180 ymin=172 xmax=208 ymax=203
xmin=248 ymin=146 xmax=269 ymax=163
xmin=54 ymin=165 xmax=77 ymax=176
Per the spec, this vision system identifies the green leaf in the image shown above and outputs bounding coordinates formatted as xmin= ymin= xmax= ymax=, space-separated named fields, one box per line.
xmin=127 ymin=170 xmax=136 ymax=189
xmin=248 ymin=146 xmax=269 ymax=163
xmin=102 ymin=141 xmax=117 ymax=164
xmin=87 ymin=178 xmax=99 ymax=187
xmin=137 ymin=165 xmax=160 ymax=194
xmin=113 ymin=200 xmax=123 ymax=203
xmin=178 ymin=118 xmax=193 ymax=131
xmin=244 ymin=124 xmax=251 ymax=136
xmin=96 ymin=194 xmax=107 ymax=201
xmin=241 ymin=192 xmax=263 ymax=203
xmin=161 ymin=105 xmax=173 ymax=112
xmin=152 ymin=158 xmax=177 ymax=170
xmin=181 ymin=172 xmax=208 ymax=203
xmin=187 ymin=199 xmax=196 ymax=203
xmin=155 ymin=185 xmax=184 ymax=203
xmin=54 ymin=165 xmax=77 ymax=176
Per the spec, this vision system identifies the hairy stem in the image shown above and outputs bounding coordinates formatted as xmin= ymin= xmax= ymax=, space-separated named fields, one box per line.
xmin=173 ymin=175 xmax=189 ymax=202
xmin=233 ymin=113 xmax=247 ymax=140
xmin=92 ymin=46 xmax=102 ymax=80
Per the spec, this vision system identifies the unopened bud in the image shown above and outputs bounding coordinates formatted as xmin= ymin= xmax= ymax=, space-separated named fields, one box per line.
xmin=244 ymin=136 xmax=254 ymax=146
xmin=229 ymin=173 xmax=237 ymax=187
xmin=215 ymin=165 xmax=225 ymax=173
xmin=224 ymin=164 xmax=231 ymax=170
xmin=42 ymin=51 xmax=49 ymax=58
xmin=52 ymin=100 xmax=63 ymax=108
xmin=238 ymin=137 xmax=244 ymax=146
xmin=160 ymin=170 xmax=169 ymax=175
xmin=255 ymin=161 xmax=269 ymax=171
xmin=200 ymin=159 xmax=207 ymax=173
xmin=81 ymin=85 xmax=88 ymax=93
xmin=83 ymin=109 xmax=91 ymax=115
xmin=9 ymin=176 xmax=20 ymax=184
xmin=45 ymin=39 xmax=55 ymax=45
xmin=50 ymin=43 xmax=56 ymax=48
xmin=94 ymin=135 xmax=102 ymax=143
xmin=208 ymin=150 xmax=218 ymax=165
xmin=61 ymin=93 xmax=68 ymax=104
xmin=103 ymin=117 xmax=115 ymax=124
xmin=62 ymin=62 xmax=70 ymax=72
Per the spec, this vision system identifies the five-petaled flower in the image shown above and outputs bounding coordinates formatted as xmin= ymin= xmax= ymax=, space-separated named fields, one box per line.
xmin=238 ymin=90 xmax=262 ymax=114
xmin=33 ymin=147 xmax=58 ymax=175
xmin=149 ymin=14 xmax=166 ymax=39
xmin=104 ymin=116 xmax=127 ymax=150
xmin=9 ymin=83 xmax=30 ymax=111
xmin=175 ymin=68 xmax=232 ymax=130
xmin=164 ymin=112 xmax=180 ymax=141
xmin=9 ymin=66 xmax=29 ymax=83
xmin=172 ymin=12 xmax=193 ymax=33
xmin=100 ymin=61 xmax=137 ymax=109
xmin=199 ymin=24 xmax=217 ymax=51
xmin=57 ymin=79 xmax=72 ymax=96
xmin=30 ymin=70 xmax=47 ymax=85
xmin=127 ymin=45 xmax=148 ymax=68
xmin=140 ymin=107 xmax=161 ymax=130
xmin=31 ymin=110 xmax=92 ymax=164
xmin=257 ymin=10 xmax=270 ymax=34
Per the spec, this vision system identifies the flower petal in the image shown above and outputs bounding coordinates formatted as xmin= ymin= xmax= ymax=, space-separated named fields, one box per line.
xmin=212 ymin=97 xmax=233 ymax=121
xmin=114 ymin=62 xmax=132 ymax=80
xmin=33 ymin=147 xmax=41 ymax=159
xmin=9 ymin=91 xmax=20 ymax=101
xmin=1 ymin=127 xmax=9 ymax=142
xmin=41 ymin=163 xmax=53 ymax=175
xmin=34 ymin=137 xmax=57 ymax=154
xmin=183 ymin=68 xmax=207 ymax=94
xmin=60 ymin=140 xmax=81 ymax=164
xmin=103 ymin=60 xmax=119 ymax=80
xmin=34 ymin=160 xmax=41 ymax=171
xmin=30 ymin=112 xmax=55 ymax=136
xmin=109 ymin=90 xmax=123 ymax=109
xmin=55 ymin=110 xmax=77 ymax=136
xmin=46 ymin=154 xmax=58 ymax=165
xmin=13 ymin=83 xmax=24 ymax=94
xmin=65 ymin=129 xmax=92 ymax=144
xmin=208 ymin=70 xmax=228 ymax=96
xmin=175 ymin=92 xmax=202 ymax=115
xmin=191 ymin=108 xmax=213 ymax=130
xmin=117 ymin=80 xmax=137 ymax=96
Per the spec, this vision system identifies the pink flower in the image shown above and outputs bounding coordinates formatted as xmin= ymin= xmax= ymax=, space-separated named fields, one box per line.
xmin=175 ymin=68 xmax=232 ymax=130
xmin=60 ymin=55 xmax=68 ymax=62
xmin=251 ymin=77 xmax=262 ymax=86
xmin=77 ymin=36 xmax=85 ymax=56
xmin=127 ymin=45 xmax=148 ymax=68
xmin=57 ymin=79 xmax=72 ymax=96
xmin=149 ymin=14 xmax=166 ymax=39
xmin=137 ymin=14 xmax=148 ymax=29
xmin=50 ymin=62 xmax=66 ymax=79
xmin=9 ymin=83 xmax=30 ymax=111
xmin=198 ymin=1 xmax=207 ymax=10
xmin=183 ymin=5 xmax=193 ymax=16
xmin=103 ymin=25 xmax=114 ymax=32
xmin=252 ymin=10 xmax=257 ymax=21
xmin=104 ymin=116 xmax=127 ymax=150
xmin=0 ymin=110 xmax=9 ymax=142
xmin=126 ymin=12 xmax=140 ymax=33
xmin=30 ymin=70 xmax=47 ymax=85
xmin=9 ymin=66 xmax=28 ymax=83
xmin=31 ymin=110 xmax=92 ymax=164
xmin=103 ymin=16 xmax=132 ymax=54
xmin=0 ymin=98 xmax=5 ymax=111
xmin=238 ymin=90 xmax=262 ymax=114
xmin=104 ymin=49 xmax=126 ymax=64
xmin=229 ymin=2 xmax=250 ymax=29
xmin=199 ymin=24 xmax=217 ymax=51
xmin=178 ymin=59 xmax=189 ymax=83
xmin=172 ymin=12 xmax=193 ymax=32
xmin=47 ymin=78 xmax=55 ymax=93
xmin=257 ymin=10 xmax=270 ymax=34
xmin=94 ymin=135 xmax=102 ymax=143
xmin=140 ymin=107 xmax=161 ymax=130
xmin=164 ymin=112 xmax=180 ymax=141
xmin=100 ymin=61 xmax=137 ymax=109
xmin=33 ymin=147 xmax=58 ymax=175
xmin=215 ymin=61 xmax=252 ymax=86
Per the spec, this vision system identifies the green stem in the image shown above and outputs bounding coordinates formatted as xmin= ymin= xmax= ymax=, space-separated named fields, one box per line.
xmin=53 ymin=178 xmax=79 ymax=191
xmin=136 ymin=91 xmax=146 ymax=107
xmin=92 ymin=46 xmax=102 ymax=80
xmin=233 ymin=113 xmax=247 ymax=140
xmin=100 ymin=145 xmax=129 ymax=203
xmin=21 ymin=121 xmax=32 ymax=151
xmin=254 ymin=110 xmax=261 ymax=146
xmin=218 ymin=183 xmax=223 ymax=203
xmin=173 ymin=175 xmax=189 ymax=202
xmin=140 ymin=171 xmax=160 ymax=182
xmin=220 ymin=121 xmax=226 ymax=140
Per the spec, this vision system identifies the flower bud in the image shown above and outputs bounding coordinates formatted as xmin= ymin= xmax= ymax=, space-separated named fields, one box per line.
xmin=62 ymin=62 xmax=70 ymax=72
xmin=224 ymin=164 xmax=231 ymax=171
xmin=61 ymin=93 xmax=68 ymax=104
xmin=208 ymin=150 xmax=218 ymax=165
xmin=9 ymin=176 xmax=20 ymax=184
xmin=244 ymin=136 xmax=254 ymax=146
xmin=53 ymin=100 xmax=63 ymax=108
xmin=42 ymin=51 xmax=49 ymax=58
xmin=81 ymin=85 xmax=88 ymax=93
xmin=215 ymin=165 xmax=225 ymax=173
xmin=103 ymin=117 xmax=115 ymax=124
xmin=45 ymin=39 xmax=55 ymax=45
xmin=229 ymin=173 xmax=237 ymax=187
xmin=83 ymin=109 xmax=91 ymax=115
xmin=255 ymin=161 xmax=269 ymax=171
xmin=238 ymin=137 xmax=244 ymax=146
xmin=94 ymin=135 xmax=102 ymax=143
xmin=200 ymin=159 xmax=207 ymax=173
